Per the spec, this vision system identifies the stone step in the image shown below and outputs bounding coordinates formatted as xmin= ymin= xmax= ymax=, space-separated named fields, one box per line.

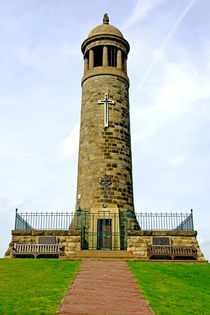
xmin=59 ymin=250 xmax=144 ymax=260
xmin=59 ymin=252 xmax=207 ymax=262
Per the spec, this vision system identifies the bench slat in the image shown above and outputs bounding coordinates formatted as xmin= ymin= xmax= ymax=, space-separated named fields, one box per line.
xmin=147 ymin=245 xmax=197 ymax=260
xmin=12 ymin=244 xmax=62 ymax=258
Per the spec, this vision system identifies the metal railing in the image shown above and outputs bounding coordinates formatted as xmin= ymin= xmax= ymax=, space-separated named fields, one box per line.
xmin=137 ymin=211 xmax=194 ymax=231
xmin=14 ymin=209 xmax=194 ymax=231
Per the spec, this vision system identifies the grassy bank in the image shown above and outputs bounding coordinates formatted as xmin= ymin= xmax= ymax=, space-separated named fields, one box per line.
xmin=0 ymin=259 xmax=81 ymax=315
xmin=128 ymin=262 xmax=210 ymax=315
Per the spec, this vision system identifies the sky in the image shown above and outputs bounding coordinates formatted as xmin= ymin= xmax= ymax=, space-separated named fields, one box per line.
xmin=0 ymin=0 xmax=209 ymax=260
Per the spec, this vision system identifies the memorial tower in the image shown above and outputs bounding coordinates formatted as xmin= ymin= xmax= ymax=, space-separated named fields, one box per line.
xmin=4 ymin=15 xmax=206 ymax=260
xmin=75 ymin=14 xmax=138 ymax=249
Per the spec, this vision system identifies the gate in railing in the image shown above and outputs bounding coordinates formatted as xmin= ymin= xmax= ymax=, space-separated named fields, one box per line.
xmin=14 ymin=209 xmax=194 ymax=250
xmin=77 ymin=210 xmax=138 ymax=250
xmin=68 ymin=210 xmax=138 ymax=250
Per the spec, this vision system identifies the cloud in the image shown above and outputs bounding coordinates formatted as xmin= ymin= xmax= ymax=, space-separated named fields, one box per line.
xmin=123 ymin=0 xmax=165 ymax=30
xmin=169 ymin=153 xmax=188 ymax=168
xmin=60 ymin=123 xmax=80 ymax=158
xmin=61 ymin=43 xmax=80 ymax=57
xmin=131 ymin=0 xmax=195 ymax=98
xmin=15 ymin=43 xmax=80 ymax=72
xmin=132 ymin=56 xmax=210 ymax=142
xmin=199 ymin=238 xmax=210 ymax=247
xmin=16 ymin=45 xmax=51 ymax=70
xmin=206 ymin=43 xmax=210 ymax=69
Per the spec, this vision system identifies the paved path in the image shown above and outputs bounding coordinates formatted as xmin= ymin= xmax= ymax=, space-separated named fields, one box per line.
xmin=57 ymin=261 xmax=154 ymax=315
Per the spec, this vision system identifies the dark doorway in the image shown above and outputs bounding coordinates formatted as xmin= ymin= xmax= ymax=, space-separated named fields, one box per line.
xmin=97 ymin=219 xmax=112 ymax=250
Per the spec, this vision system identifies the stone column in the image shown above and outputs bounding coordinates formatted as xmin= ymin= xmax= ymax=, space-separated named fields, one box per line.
xmin=103 ymin=46 xmax=108 ymax=66
xmin=84 ymin=57 xmax=89 ymax=73
xmin=124 ymin=58 xmax=127 ymax=74
xmin=89 ymin=49 xmax=94 ymax=69
xmin=117 ymin=49 xmax=122 ymax=70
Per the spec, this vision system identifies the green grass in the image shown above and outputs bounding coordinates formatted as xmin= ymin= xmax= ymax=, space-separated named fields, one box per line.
xmin=1 ymin=259 xmax=209 ymax=315
xmin=128 ymin=262 xmax=210 ymax=315
xmin=0 ymin=259 xmax=81 ymax=315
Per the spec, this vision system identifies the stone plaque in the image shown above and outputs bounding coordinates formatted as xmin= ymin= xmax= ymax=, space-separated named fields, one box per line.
xmin=39 ymin=237 xmax=56 ymax=244
xmin=152 ymin=237 xmax=170 ymax=245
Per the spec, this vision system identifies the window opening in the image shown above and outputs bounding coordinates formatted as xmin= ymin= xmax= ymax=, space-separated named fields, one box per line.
xmin=85 ymin=51 xmax=89 ymax=61
xmin=93 ymin=46 xmax=103 ymax=67
xmin=122 ymin=51 xmax=127 ymax=72
xmin=108 ymin=46 xmax=117 ymax=67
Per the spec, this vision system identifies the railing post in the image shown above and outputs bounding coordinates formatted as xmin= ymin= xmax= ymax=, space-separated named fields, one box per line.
xmin=15 ymin=208 xmax=18 ymax=230
xmin=191 ymin=209 xmax=194 ymax=231
xmin=25 ymin=212 xmax=27 ymax=230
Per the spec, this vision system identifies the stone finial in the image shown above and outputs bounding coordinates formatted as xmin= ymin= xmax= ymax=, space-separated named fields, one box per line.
xmin=103 ymin=13 xmax=109 ymax=24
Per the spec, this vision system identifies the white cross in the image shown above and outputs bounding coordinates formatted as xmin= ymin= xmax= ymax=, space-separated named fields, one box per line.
xmin=98 ymin=93 xmax=115 ymax=128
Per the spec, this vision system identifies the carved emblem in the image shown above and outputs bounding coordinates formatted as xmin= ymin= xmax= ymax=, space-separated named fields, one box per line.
xmin=100 ymin=174 xmax=112 ymax=187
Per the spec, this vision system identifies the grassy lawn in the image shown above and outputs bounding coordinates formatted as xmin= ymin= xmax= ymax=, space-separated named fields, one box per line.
xmin=0 ymin=259 xmax=81 ymax=315
xmin=128 ymin=262 xmax=210 ymax=315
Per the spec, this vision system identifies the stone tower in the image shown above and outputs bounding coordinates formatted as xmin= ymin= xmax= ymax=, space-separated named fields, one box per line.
xmin=74 ymin=14 xmax=138 ymax=249
xmin=76 ymin=14 xmax=134 ymax=214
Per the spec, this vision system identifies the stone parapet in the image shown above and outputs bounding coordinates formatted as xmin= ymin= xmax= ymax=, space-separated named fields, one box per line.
xmin=127 ymin=230 xmax=205 ymax=261
xmin=128 ymin=230 xmax=197 ymax=237
xmin=4 ymin=230 xmax=81 ymax=258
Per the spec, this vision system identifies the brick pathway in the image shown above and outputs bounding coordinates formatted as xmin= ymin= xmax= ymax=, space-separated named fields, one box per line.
xmin=57 ymin=261 xmax=154 ymax=315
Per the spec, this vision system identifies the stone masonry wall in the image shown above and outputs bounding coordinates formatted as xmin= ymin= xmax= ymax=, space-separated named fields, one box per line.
xmin=4 ymin=230 xmax=81 ymax=258
xmin=75 ymin=74 xmax=134 ymax=212
xmin=127 ymin=231 xmax=205 ymax=261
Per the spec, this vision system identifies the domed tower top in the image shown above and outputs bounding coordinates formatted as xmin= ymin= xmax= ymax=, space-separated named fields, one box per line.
xmin=81 ymin=14 xmax=130 ymax=85
xmin=88 ymin=13 xmax=124 ymax=39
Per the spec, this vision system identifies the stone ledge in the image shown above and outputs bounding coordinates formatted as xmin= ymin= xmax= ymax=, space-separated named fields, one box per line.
xmin=128 ymin=230 xmax=197 ymax=237
xmin=81 ymin=34 xmax=130 ymax=55
xmin=81 ymin=67 xmax=129 ymax=85
xmin=11 ymin=230 xmax=81 ymax=236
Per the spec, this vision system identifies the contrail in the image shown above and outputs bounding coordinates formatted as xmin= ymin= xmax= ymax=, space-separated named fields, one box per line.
xmin=131 ymin=0 xmax=195 ymax=99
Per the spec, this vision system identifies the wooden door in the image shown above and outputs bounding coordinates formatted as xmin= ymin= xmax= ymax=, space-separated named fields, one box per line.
xmin=97 ymin=219 xmax=112 ymax=250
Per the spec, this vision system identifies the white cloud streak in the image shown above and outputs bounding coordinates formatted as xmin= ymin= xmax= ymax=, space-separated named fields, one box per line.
xmin=132 ymin=59 xmax=210 ymax=141
xmin=123 ymin=0 xmax=165 ymax=29
xmin=131 ymin=0 xmax=195 ymax=99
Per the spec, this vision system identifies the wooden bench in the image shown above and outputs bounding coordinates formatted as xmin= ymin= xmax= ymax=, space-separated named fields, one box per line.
xmin=12 ymin=244 xmax=62 ymax=258
xmin=147 ymin=245 xmax=197 ymax=260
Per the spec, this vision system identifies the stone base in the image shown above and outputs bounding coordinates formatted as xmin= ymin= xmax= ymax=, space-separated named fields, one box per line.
xmin=4 ymin=230 xmax=81 ymax=258
xmin=127 ymin=230 xmax=206 ymax=261
xmin=5 ymin=229 xmax=207 ymax=262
